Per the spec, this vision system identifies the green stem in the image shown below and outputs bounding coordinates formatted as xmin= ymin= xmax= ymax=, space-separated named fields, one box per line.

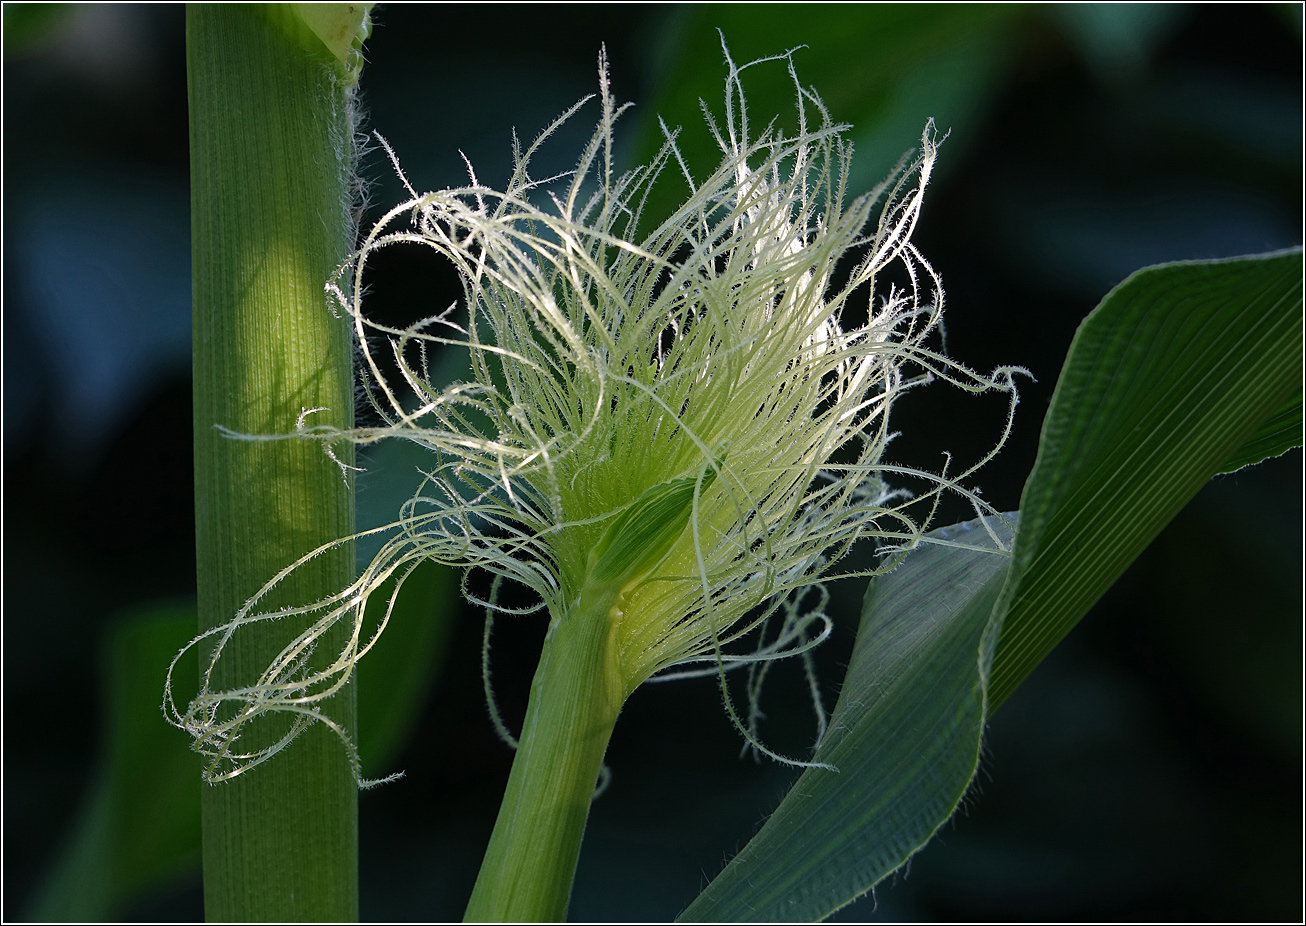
xmin=464 ymin=588 xmax=626 ymax=922
xmin=189 ymin=5 xmax=359 ymax=920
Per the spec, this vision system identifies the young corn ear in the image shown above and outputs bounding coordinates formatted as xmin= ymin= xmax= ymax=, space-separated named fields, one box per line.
xmin=167 ymin=46 xmax=1023 ymax=783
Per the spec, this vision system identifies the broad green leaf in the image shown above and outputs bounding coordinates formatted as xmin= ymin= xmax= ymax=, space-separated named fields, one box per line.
xmin=26 ymin=602 xmax=201 ymax=922
xmin=988 ymin=250 xmax=1303 ymax=709
xmin=1217 ymin=394 xmax=1302 ymax=474
xmin=678 ymin=515 xmax=1015 ymax=922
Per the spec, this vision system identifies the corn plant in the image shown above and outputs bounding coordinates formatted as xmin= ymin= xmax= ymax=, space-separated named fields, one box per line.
xmin=31 ymin=5 xmax=1301 ymax=922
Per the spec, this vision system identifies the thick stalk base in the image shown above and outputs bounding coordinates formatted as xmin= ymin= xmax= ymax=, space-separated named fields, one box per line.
xmin=189 ymin=5 xmax=357 ymax=921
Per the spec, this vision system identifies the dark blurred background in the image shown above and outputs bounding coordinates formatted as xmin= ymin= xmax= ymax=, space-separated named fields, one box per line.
xmin=4 ymin=3 xmax=1301 ymax=921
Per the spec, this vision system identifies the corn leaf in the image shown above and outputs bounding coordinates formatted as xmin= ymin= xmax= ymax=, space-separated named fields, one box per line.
xmin=1217 ymin=393 xmax=1302 ymax=474
xmin=989 ymin=250 xmax=1304 ymax=708
xmin=678 ymin=515 xmax=1015 ymax=921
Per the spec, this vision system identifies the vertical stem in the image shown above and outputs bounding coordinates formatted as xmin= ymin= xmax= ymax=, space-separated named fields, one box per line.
xmin=465 ymin=590 xmax=626 ymax=922
xmin=188 ymin=5 xmax=357 ymax=921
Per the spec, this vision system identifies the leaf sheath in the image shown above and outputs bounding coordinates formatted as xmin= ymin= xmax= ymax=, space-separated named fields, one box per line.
xmin=189 ymin=5 xmax=358 ymax=920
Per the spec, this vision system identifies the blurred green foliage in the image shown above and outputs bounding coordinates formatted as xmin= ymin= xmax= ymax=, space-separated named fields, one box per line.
xmin=636 ymin=5 xmax=1026 ymax=225
xmin=24 ymin=562 xmax=458 ymax=921
xmin=2 ymin=3 xmax=74 ymax=59
xmin=25 ymin=603 xmax=200 ymax=921
xmin=356 ymin=562 xmax=459 ymax=779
